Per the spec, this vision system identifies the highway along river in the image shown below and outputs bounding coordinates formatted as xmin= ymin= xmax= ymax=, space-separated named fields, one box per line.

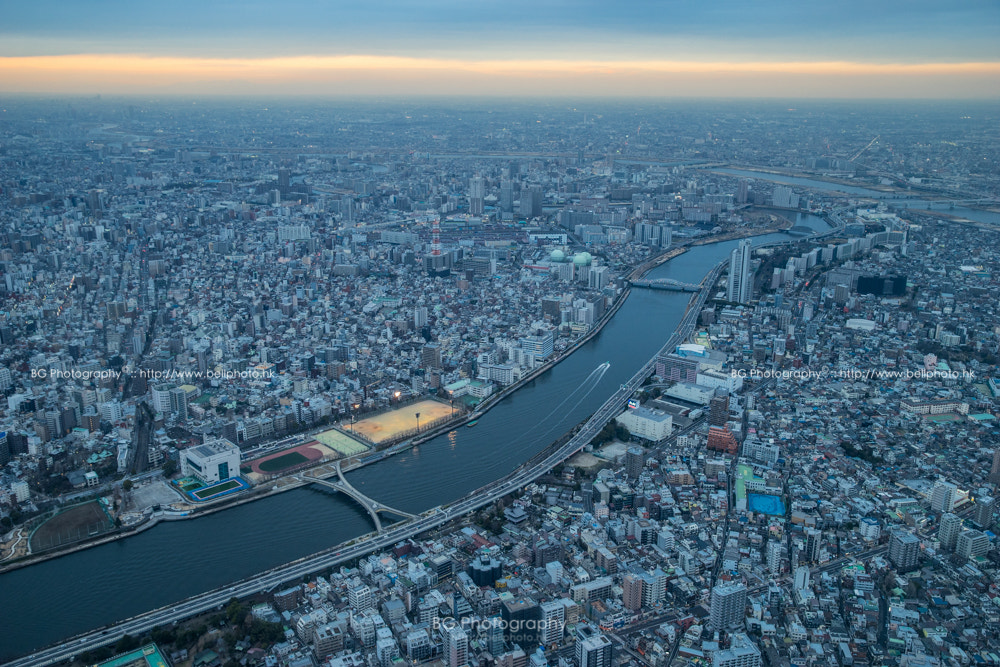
xmin=0 ymin=228 xmax=813 ymax=660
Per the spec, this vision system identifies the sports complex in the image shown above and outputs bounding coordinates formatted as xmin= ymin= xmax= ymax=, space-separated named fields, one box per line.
xmin=344 ymin=399 xmax=454 ymax=444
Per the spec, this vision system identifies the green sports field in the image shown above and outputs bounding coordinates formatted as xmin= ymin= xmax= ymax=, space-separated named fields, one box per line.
xmin=314 ymin=429 xmax=370 ymax=456
xmin=257 ymin=450 xmax=309 ymax=472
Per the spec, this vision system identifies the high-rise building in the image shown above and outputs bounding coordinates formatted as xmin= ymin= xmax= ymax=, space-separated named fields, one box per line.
xmin=314 ymin=623 xmax=345 ymax=659
xmin=422 ymin=343 xmax=442 ymax=369
xmin=709 ymin=394 xmax=729 ymax=427
xmin=414 ymin=306 xmax=428 ymax=329
xmin=930 ymin=480 xmax=958 ymax=513
xmin=937 ymin=513 xmax=962 ymax=552
xmin=520 ymin=185 xmax=543 ymax=219
xmin=713 ymin=633 xmax=761 ymax=667
xmin=709 ymin=582 xmax=747 ymax=631
xmin=348 ymin=580 xmax=374 ymax=612
xmin=772 ymin=185 xmax=798 ymax=209
xmin=727 ymin=239 xmax=752 ymax=304
xmin=956 ymin=529 xmax=991 ymax=560
xmin=656 ymin=353 xmax=699 ymax=383
xmin=469 ymin=176 xmax=485 ymax=216
xmin=707 ymin=425 xmax=739 ymax=455
xmin=973 ymin=495 xmax=996 ymax=529
xmin=576 ymin=627 xmax=612 ymax=667
xmin=766 ymin=540 xmax=784 ymax=575
xmin=888 ymin=528 xmax=921 ymax=572
xmin=151 ymin=383 xmax=175 ymax=414
xmin=736 ymin=179 xmax=749 ymax=205
xmin=538 ymin=599 xmax=565 ymax=646
xmin=500 ymin=179 xmax=514 ymax=213
xmin=804 ymin=528 xmax=822 ymax=562
xmin=481 ymin=616 xmax=504 ymax=656
xmin=625 ymin=446 xmax=645 ymax=479
xmin=501 ymin=599 xmax=541 ymax=649
xmin=443 ymin=625 xmax=469 ymax=667
xmin=990 ymin=449 xmax=1000 ymax=485
xmin=622 ymin=574 xmax=643 ymax=611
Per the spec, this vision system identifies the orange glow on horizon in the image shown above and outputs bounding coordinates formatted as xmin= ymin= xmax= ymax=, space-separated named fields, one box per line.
xmin=1 ymin=53 xmax=998 ymax=96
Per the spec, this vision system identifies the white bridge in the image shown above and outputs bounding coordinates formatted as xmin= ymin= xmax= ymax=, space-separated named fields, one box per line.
xmin=300 ymin=460 xmax=418 ymax=533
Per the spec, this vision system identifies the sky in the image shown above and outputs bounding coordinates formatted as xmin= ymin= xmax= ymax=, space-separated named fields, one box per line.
xmin=1 ymin=0 xmax=998 ymax=98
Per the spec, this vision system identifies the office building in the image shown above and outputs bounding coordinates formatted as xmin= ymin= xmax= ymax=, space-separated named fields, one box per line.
xmin=500 ymin=179 xmax=514 ymax=213
xmin=349 ymin=581 xmax=374 ymax=612
xmin=468 ymin=554 xmax=503 ymax=587
xmin=151 ymin=383 xmax=175 ymax=414
xmin=520 ymin=185 xmax=543 ymax=218
xmin=483 ymin=616 xmax=505 ymax=656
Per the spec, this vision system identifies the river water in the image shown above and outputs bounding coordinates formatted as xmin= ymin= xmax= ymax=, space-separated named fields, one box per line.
xmin=0 ymin=229 xmax=807 ymax=660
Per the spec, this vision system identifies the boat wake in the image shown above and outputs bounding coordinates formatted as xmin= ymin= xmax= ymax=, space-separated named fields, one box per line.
xmin=518 ymin=361 xmax=611 ymax=445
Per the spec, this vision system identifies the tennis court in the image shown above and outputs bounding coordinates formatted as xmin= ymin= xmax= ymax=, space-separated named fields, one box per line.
xmin=314 ymin=428 xmax=371 ymax=457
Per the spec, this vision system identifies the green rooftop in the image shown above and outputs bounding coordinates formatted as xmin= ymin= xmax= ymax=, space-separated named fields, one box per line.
xmin=97 ymin=643 xmax=169 ymax=667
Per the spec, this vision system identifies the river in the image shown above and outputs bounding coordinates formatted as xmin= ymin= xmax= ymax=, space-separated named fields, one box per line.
xmin=0 ymin=230 xmax=799 ymax=660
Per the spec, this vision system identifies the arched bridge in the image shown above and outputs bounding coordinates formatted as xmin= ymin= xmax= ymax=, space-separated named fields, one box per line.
xmin=300 ymin=461 xmax=418 ymax=533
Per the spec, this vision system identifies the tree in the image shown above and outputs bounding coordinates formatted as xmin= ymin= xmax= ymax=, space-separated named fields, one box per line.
xmin=226 ymin=599 xmax=246 ymax=625
xmin=151 ymin=625 xmax=177 ymax=646
xmin=115 ymin=634 xmax=140 ymax=654
xmin=248 ymin=619 xmax=284 ymax=645
xmin=162 ymin=459 xmax=177 ymax=477
xmin=122 ymin=479 xmax=133 ymax=492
